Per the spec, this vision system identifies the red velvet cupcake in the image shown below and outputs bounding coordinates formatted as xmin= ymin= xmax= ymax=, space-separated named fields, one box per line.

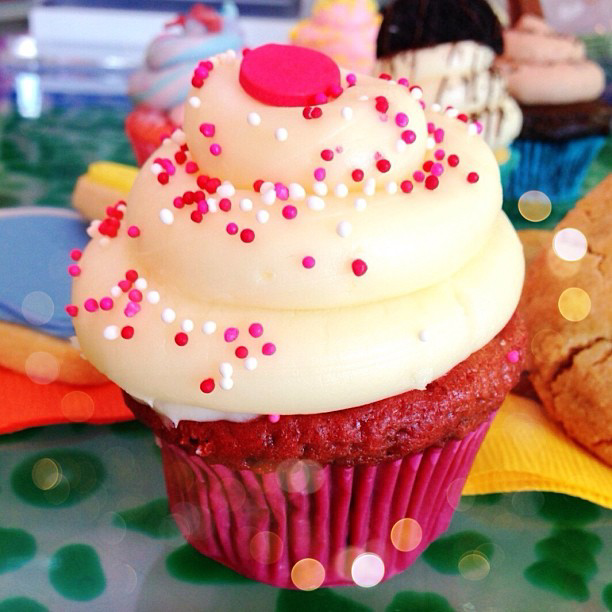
xmin=73 ymin=45 xmax=526 ymax=588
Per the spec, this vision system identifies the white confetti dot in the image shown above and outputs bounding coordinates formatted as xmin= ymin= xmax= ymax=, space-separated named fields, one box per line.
xmin=262 ymin=189 xmax=276 ymax=205
xmin=161 ymin=308 xmax=176 ymax=324
xmin=446 ymin=107 xmax=459 ymax=118
xmin=188 ymin=96 xmax=201 ymax=108
xmin=150 ymin=163 xmax=163 ymax=175
xmin=111 ymin=286 xmax=122 ymax=298
xmin=289 ymin=183 xmax=306 ymax=200
xmin=334 ymin=183 xmax=348 ymax=198
xmin=354 ymin=197 xmax=367 ymax=211
xmin=358 ymin=95 xmax=369 ymax=101
xmin=181 ymin=319 xmax=194 ymax=333
xmin=134 ymin=278 xmax=148 ymax=290
xmin=220 ymin=377 xmax=234 ymax=390
xmin=386 ymin=181 xmax=398 ymax=195
xmin=307 ymin=196 xmax=325 ymax=211
xmin=275 ymin=128 xmax=288 ymax=142
xmin=336 ymin=221 xmax=352 ymax=237
xmin=219 ymin=362 xmax=233 ymax=378
xmin=146 ymin=290 xmax=160 ymax=304
xmin=217 ymin=182 xmax=236 ymax=197
xmin=244 ymin=357 xmax=258 ymax=370
xmin=103 ymin=325 xmax=119 ymax=340
xmin=256 ymin=209 xmax=270 ymax=223
xmin=247 ymin=112 xmax=261 ymax=126
xmin=87 ymin=220 xmax=100 ymax=238
xmin=171 ymin=129 xmax=186 ymax=144
xmin=240 ymin=198 xmax=253 ymax=211
xmin=426 ymin=137 xmax=435 ymax=149
xmin=341 ymin=106 xmax=353 ymax=120
xmin=260 ymin=181 xmax=274 ymax=193
xmin=159 ymin=208 xmax=174 ymax=225
xmin=363 ymin=178 xmax=376 ymax=196
xmin=410 ymin=87 xmax=423 ymax=100
xmin=431 ymin=103 xmax=442 ymax=112
xmin=468 ymin=123 xmax=479 ymax=136
xmin=313 ymin=182 xmax=328 ymax=196
xmin=202 ymin=320 xmax=217 ymax=334
xmin=418 ymin=329 xmax=431 ymax=342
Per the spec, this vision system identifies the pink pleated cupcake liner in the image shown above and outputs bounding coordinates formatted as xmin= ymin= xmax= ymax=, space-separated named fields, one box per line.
xmin=160 ymin=414 xmax=494 ymax=588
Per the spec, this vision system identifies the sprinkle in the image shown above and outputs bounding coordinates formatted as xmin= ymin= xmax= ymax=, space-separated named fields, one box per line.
xmin=341 ymin=106 xmax=353 ymax=120
xmin=226 ymin=222 xmax=239 ymax=235
xmin=313 ymin=181 xmax=328 ymax=196
xmin=256 ymin=210 xmax=270 ymax=223
xmin=334 ymin=183 xmax=348 ymax=198
xmin=70 ymin=248 xmax=82 ymax=261
xmin=134 ymin=278 xmax=148 ymax=290
xmin=244 ymin=357 xmax=258 ymax=370
xmin=128 ymin=289 xmax=142 ymax=302
xmin=434 ymin=149 xmax=445 ymax=161
xmin=434 ymin=128 xmax=445 ymax=143
xmin=375 ymin=96 xmax=389 ymax=113
xmin=425 ymin=175 xmax=439 ymax=190
xmin=84 ymin=298 xmax=98 ymax=312
xmin=352 ymin=169 xmax=364 ymax=182
xmin=217 ymin=182 xmax=236 ymax=198
xmin=410 ymin=86 xmax=423 ymax=100
xmin=65 ymin=305 xmax=78 ymax=317
xmin=200 ymin=378 xmax=215 ymax=393
xmin=240 ymin=228 xmax=255 ymax=243
xmin=159 ymin=209 xmax=174 ymax=225
xmin=321 ymin=149 xmax=334 ymax=161
xmin=235 ymin=346 xmax=248 ymax=358
xmin=396 ymin=139 xmax=407 ymax=153
xmin=446 ymin=107 xmax=459 ymax=118
xmin=127 ymin=225 xmax=140 ymax=237
xmin=448 ymin=154 xmax=460 ymax=167
xmin=431 ymin=163 xmax=444 ymax=177
xmin=313 ymin=167 xmax=326 ymax=181
xmin=289 ymin=183 xmax=306 ymax=200
xmin=150 ymin=162 xmax=163 ymax=175
xmin=307 ymin=196 xmax=325 ymax=211
xmin=100 ymin=297 xmax=114 ymax=310
xmin=401 ymin=180 xmax=413 ymax=193
xmin=121 ymin=326 xmax=134 ymax=339
xmin=467 ymin=172 xmax=480 ymax=183
xmin=395 ymin=112 xmax=409 ymax=127
xmin=181 ymin=319 xmax=194 ymax=333
xmin=249 ymin=323 xmax=263 ymax=338
xmin=418 ymin=329 xmax=431 ymax=342
xmin=275 ymin=128 xmax=288 ymax=141
xmin=207 ymin=198 xmax=218 ymax=212
xmin=219 ymin=198 xmax=231 ymax=212
xmin=346 ymin=73 xmax=357 ymax=86
xmin=363 ymin=178 xmax=376 ymax=196
xmin=354 ymin=197 xmax=367 ymax=210
xmin=210 ymin=143 xmax=222 ymax=156
xmin=268 ymin=414 xmax=280 ymax=423
xmin=199 ymin=123 xmax=215 ymax=137
xmin=220 ymin=377 xmax=234 ymax=390
xmin=247 ymin=112 xmax=261 ymax=126
xmin=111 ymin=286 xmax=122 ymax=298
xmin=302 ymin=256 xmax=316 ymax=269
xmin=413 ymin=171 xmax=425 ymax=183
xmin=426 ymin=137 xmax=436 ymax=149
xmin=262 ymin=342 xmax=276 ymax=356
xmin=161 ymin=308 xmax=176 ymax=324
xmin=352 ymin=259 xmax=368 ymax=276
xmin=262 ymin=189 xmax=277 ymax=205
xmin=239 ymin=198 xmax=253 ymax=211
xmin=68 ymin=265 xmax=81 ymax=277
xmin=188 ymin=96 xmax=201 ymax=108
xmin=175 ymin=332 xmax=188 ymax=346
xmin=386 ymin=181 xmax=398 ymax=195
xmin=431 ymin=103 xmax=441 ymax=112
xmin=506 ymin=350 xmax=520 ymax=363
xmin=224 ymin=327 xmax=239 ymax=342
xmin=401 ymin=130 xmax=416 ymax=144
xmin=124 ymin=302 xmax=141 ymax=317
xmin=118 ymin=280 xmax=131 ymax=292
xmin=282 ymin=205 xmax=298 ymax=220
xmin=275 ymin=183 xmax=289 ymax=200
xmin=202 ymin=321 xmax=217 ymax=335
xmin=336 ymin=221 xmax=352 ymax=237
xmin=147 ymin=291 xmax=160 ymax=304
xmin=219 ymin=362 xmax=233 ymax=378
xmin=376 ymin=159 xmax=391 ymax=173
xmin=126 ymin=269 xmax=138 ymax=282
xmin=103 ymin=325 xmax=119 ymax=340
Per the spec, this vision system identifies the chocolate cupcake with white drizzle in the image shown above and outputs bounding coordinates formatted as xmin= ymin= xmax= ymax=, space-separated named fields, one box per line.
xmin=375 ymin=0 xmax=522 ymax=159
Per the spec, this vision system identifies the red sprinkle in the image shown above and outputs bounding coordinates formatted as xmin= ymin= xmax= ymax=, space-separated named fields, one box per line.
xmin=68 ymin=265 xmax=81 ymax=277
xmin=351 ymin=259 xmax=368 ymax=276
xmin=375 ymin=96 xmax=389 ymax=113
xmin=467 ymin=172 xmax=480 ymax=183
xmin=157 ymin=172 xmax=169 ymax=185
xmin=185 ymin=161 xmax=199 ymax=174
xmin=70 ymin=249 xmax=82 ymax=261
xmin=376 ymin=159 xmax=391 ymax=173
xmin=200 ymin=378 xmax=215 ymax=393
xmin=282 ymin=205 xmax=297 ymax=220
xmin=321 ymin=149 xmax=334 ymax=161
xmin=175 ymin=332 xmax=189 ymax=346
xmin=400 ymin=180 xmax=414 ymax=193
xmin=413 ymin=171 xmax=425 ymax=183
xmin=423 ymin=160 xmax=433 ymax=172
xmin=401 ymin=130 xmax=416 ymax=144
xmin=378 ymin=73 xmax=392 ymax=80
xmin=253 ymin=179 xmax=264 ymax=192
xmin=118 ymin=279 xmax=132 ymax=292
xmin=235 ymin=346 xmax=249 ymax=359
xmin=128 ymin=289 xmax=142 ymax=302
xmin=219 ymin=198 xmax=232 ymax=212
xmin=190 ymin=210 xmax=203 ymax=223
xmin=311 ymin=107 xmax=323 ymax=119
xmin=425 ymin=175 xmax=439 ymax=190
xmin=351 ymin=169 xmax=364 ymax=182
xmin=65 ymin=305 xmax=78 ymax=317
xmin=121 ymin=326 xmax=134 ymax=339
xmin=126 ymin=270 xmax=138 ymax=282
xmin=448 ymin=154 xmax=460 ymax=167
xmin=240 ymin=228 xmax=255 ymax=243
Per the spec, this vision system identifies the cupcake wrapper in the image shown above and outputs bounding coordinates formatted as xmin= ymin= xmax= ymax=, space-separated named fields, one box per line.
xmin=160 ymin=415 xmax=493 ymax=588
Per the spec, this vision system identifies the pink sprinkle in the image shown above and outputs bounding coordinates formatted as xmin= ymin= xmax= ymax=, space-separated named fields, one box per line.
xmin=328 ymin=84 xmax=343 ymax=97
xmin=400 ymin=180 xmax=413 ymax=193
xmin=398 ymin=77 xmax=409 ymax=87
xmin=434 ymin=128 xmax=445 ymax=143
xmin=413 ymin=170 xmax=425 ymax=183
xmin=70 ymin=249 xmax=82 ymax=261
xmin=268 ymin=414 xmax=280 ymax=423
xmin=124 ymin=302 xmax=141 ymax=318
xmin=118 ymin=279 xmax=132 ymax=292
xmin=173 ymin=196 xmax=184 ymax=209
xmin=401 ymin=130 xmax=416 ymax=144
xmin=68 ymin=264 xmax=81 ymax=277
xmin=351 ymin=259 xmax=368 ymax=277
xmin=249 ymin=323 xmax=263 ymax=338
xmin=431 ymin=163 xmax=444 ymax=177
xmin=395 ymin=112 xmax=409 ymax=127
xmin=262 ymin=342 xmax=276 ymax=356
xmin=128 ymin=289 xmax=143 ymax=302
xmin=100 ymin=297 xmax=113 ymax=310
xmin=434 ymin=149 xmax=445 ymax=161
xmin=313 ymin=92 xmax=328 ymax=105
xmin=346 ymin=73 xmax=357 ymax=86
xmin=275 ymin=183 xmax=289 ymax=200
xmin=302 ymin=256 xmax=316 ymax=269
xmin=65 ymin=305 xmax=78 ymax=317
xmin=185 ymin=161 xmax=199 ymax=174
xmin=198 ymin=200 xmax=209 ymax=214
xmin=127 ymin=225 xmax=140 ymax=237
xmin=427 ymin=122 xmax=435 ymax=134
xmin=467 ymin=172 xmax=480 ymax=184
xmin=199 ymin=123 xmax=215 ymax=137
xmin=224 ymin=327 xmax=239 ymax=342
xmin=226 ymin=222 xmax=239 ymax=235
xmin=506 ymin=350 xmax=520 ymax=364
xmin=282 ymin=205 xmax=297 ymax=220
xmin=84 ymin=298 xmax=98 ymax=312
xmin=314 ymin=167 xmax=326 ymax=181
xmin=210 ymin=143 xmax=222 ymax=156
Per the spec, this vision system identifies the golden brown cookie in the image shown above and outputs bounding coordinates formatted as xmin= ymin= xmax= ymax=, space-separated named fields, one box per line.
xmin=518 ymin=228 xmax=551 ymax=267
xmin=521 ymin=175 xmax=612 ymax=466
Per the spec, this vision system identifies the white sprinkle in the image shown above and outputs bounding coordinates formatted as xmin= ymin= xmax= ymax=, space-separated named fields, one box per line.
xmin=256 ymin=209 xmax=270 ymax=223
xmin=99 ymin=237 xmax=110 ymax=247
xmin=226 ymin=49 xmax=237 ymax=60
xmin=147 ymin=290 xmax=160 ymax=304
xmin=395 ymin=139 xmax=407 ymax=153
xmin=354 ymin=197 xmax=367 ymax=211
xmin=220 ymin=377 xmax=234 ymax=390
xmin=188 ymin=96 xmax=201 ymax=108
xmin=468 ymin=123 xmax=479 ymax=136
xmin=410 ymin=87 xmax=423 ymax=100
xmin=307 ymin=196 xmax=325 ymax=211
xmin=244 ymin=357 xmax=258 ymax=371
xmin=86 ymin=220 xmax=100 ymax=238
xmin=209 ymin=54 xmax=220 ymax=67
xmin=103 ymin=325 xmax=119 ymax=340
xmin=336 ymin=220 xmax=352 ymax=237
xmin=162 ymin=137 xmax=171 ymax=146
xmin=110 ymin=286 xmax=122 ymax=298
xmin=358 ymin=95 xmax=369 ymax=101
xmin=426 ymin=137 xmax=435 ymax=150
xmin=262 ymin=189 xmax=276 ymax=205
xmin=219 ymin=362 xmax=233 ymax=378
xmin=161 ymin=308 xmax=176 ymax=324
xmin=116 ymin=203 xmax=127 ymax=213
xmin=341 ymin=106 xmax=353 ymax=120
xmin=202 ymin=320 xmax=217 ymax=334
xmin=207 ymin=198 xmax=218 ymax=212
xmin=275 ymin=127 xmax=288 ymax=142
xmin=289 ymin=183 xmax=306 ymax=200
xmin=159 ymin=208 xmax=174 ymax=225
xmin=386 ymin=181 xmax=398 ymax=195
xmin=418 ymin=329 xmax=431 ymax=342
xmin=446 ymin=107 xmax=459 ymax=118
xmin=181 ymin=319 xmax=194 ymax=333
xmin=239 ymin=198 xmax=253 ymax=211
xmin=151 ymin=163 xmax=163 ymax=175
xmin=260 ymin=181 xmax=274 ymax=193
xmin=247 ymin=111 xmax=261 ymax=126
xmin=313 ymin=181 xmax=328 ymax=196
xmin=135 ymin=277 xmax=148 ymax=290
xmin=69 ymin=336 xmax=80 ymax=350
xmin=431 ymin=103 xmax=442 ymax=113
xmin=217 ymin=182 xmax=236 ymax=197
xmin=363 ymin=178 xmax=376 ymax=196
xmin=171 ymin=128 xmax=186 ymax=144
xmin=334 ymin=183 xmax=349 ymax=198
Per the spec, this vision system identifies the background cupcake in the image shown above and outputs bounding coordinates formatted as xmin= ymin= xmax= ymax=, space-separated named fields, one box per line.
xmin=375 ymin=0 xmax=523 ymax=184
xmin=126 ymin=2 xmax=242 ymax=165
xmin=497 ymin=13 xmax=611 ymax=227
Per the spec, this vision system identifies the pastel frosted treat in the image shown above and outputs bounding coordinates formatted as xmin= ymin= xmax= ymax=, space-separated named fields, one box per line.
xmin=126 ymin=2 xmax=242 ymax=164
xmin=375 ymin=0 xmax=523 ymax=154
xmin=290 ymin=0 xmax=382 ymax=74
xmin=73 ymin=45 xmax=525 ymax=587
xmin=0 ymin=208 xmax=106 ymax=385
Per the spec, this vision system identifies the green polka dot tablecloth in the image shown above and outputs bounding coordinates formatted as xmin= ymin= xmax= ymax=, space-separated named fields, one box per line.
xmin=0 ymin=79 xmax=611 ymax=612
xmin=1 ymin=422 xmax=611 ymax=611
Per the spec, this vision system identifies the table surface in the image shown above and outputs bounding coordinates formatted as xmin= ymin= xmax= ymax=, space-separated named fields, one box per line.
xmin=0 ymin=83 xmax=611 ymax=612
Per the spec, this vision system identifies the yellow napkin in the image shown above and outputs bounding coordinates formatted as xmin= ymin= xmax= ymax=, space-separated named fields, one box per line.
xmin=465 ymin=394 xmax=612 ymax=509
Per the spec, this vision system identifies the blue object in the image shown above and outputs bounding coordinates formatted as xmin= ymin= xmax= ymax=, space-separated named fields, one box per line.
xmin=0 ymin=207 xmax=89 ymax=338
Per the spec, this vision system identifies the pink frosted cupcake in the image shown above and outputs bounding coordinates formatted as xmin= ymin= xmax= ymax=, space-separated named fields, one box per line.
xmin=126 ymin=2 xmax=242 ymax=164
xmin=73 ymin=44 xmax=526 ymax=588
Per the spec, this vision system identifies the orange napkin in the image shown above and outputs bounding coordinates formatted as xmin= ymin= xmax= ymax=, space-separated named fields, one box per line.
xmin=0 ymin=365 xmax=132 ymax=434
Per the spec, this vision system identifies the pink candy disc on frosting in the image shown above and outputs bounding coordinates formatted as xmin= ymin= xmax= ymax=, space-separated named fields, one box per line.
xmin=239 ymin=43 xmax=341 ymax=107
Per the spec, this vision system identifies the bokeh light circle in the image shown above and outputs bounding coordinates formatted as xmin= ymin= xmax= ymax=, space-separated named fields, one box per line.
xmin=553 ymin=228 xmax=588 ymax=262
xmin=25 ymin=351 xmax=60 ymax=384
xmin=390 ymin=518 xmax=422 ymax=552
xmin=458 ymin=551 xmax=490 ymax=580
xmin=333 ymin=546 xmax=362 ymax=580
xmin=61 ymin=390 xmax=95 ymax=422
xmin=276 ymin=459 xmax=324 ymax=494
xmin=21 ymin=291 xmax=54 ymax=326
xmin=558 ymin=287 xmax=591 ymax=321
xmin=249 ymin=531 xmax=284 ymax=565
xmin=351 ymin=552 xmax=385 ymax=587
xmin=32 ymin=457 xmax=61 ymax=491
xmin=446 ymin=478 xmax=467 ymax=510
xmin=518 ymin=190 xmax=552 ymax=222
xmin=291 ymin=558 xmax=326 ymax=591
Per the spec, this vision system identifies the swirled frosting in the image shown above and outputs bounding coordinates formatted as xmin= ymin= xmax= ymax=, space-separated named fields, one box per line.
xmin=128 ymin=2 xmax=242 ymax=123
xmin=376 ymin=41 xmax=523 ymax=151
xmin=73 ymin=46 xmax=524 ymax=422
xmin=496 ymin=15 xmax=605 ymax=105
xmin=290 ymin=0 xmax=382 ymax=74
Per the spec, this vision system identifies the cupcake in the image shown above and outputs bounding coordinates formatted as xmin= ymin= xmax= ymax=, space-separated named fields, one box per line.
xmin=72 ymin=44 xmax=526 ymax=588
xmin=375 ymin=0 xmax=523 ymax=182
xmin=126 ymin=2 xmax=242 ymax=165
xmin=496 ymin=14 xmax=611 ymax=226
xmin=290 ymin=0 xmax=382 ymax=74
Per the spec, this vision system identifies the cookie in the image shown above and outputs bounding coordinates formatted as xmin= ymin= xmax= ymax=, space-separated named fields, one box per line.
xmin=521 ymin=175 xmax=612 ymax=465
